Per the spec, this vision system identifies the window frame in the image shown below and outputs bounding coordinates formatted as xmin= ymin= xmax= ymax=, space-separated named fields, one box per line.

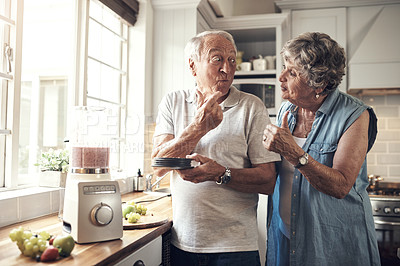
xmin=79 ymin=0 xmax=129 ymax=172
xmin=1 ymin=0 xmax=130 ymax=189
xmin=0 ymin=0 xmax=23 ymax=189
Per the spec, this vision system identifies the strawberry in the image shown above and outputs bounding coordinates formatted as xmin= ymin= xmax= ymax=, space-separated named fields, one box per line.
xmin=40 ymin=246 xmax=59 ymax=262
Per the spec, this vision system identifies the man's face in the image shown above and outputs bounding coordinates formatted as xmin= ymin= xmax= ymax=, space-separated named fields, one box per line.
xmin=190 ymin=35 xmax=236 ymax=97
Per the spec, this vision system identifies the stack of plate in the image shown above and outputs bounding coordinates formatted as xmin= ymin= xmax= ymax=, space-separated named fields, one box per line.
xmin=152 ymin=158 xmax=193 ymax=169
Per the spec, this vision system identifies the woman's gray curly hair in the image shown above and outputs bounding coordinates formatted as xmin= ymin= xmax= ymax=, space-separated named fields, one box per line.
xmin=184 ymin=30 xmax=237 ymax=62
xmin=281 ymin=32 xmax=346 ymax=95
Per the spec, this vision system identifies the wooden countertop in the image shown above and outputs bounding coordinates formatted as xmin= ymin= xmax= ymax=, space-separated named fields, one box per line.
xmin=0 ymin=191 xmax=173 ymax=265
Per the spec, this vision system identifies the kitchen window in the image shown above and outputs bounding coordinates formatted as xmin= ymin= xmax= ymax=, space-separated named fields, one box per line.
xmin=0 ymin=0 xmax=134 ymax=190
xmin=86 ymin=0 xmax=129 ymax=171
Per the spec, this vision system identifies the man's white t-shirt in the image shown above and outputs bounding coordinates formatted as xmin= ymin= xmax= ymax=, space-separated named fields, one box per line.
xmin=154 ymin=86 xmax=280 ymax=253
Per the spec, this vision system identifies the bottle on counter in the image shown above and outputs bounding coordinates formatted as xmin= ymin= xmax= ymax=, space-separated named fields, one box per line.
xmin=134 ymin=169 xmax=146 ymax=191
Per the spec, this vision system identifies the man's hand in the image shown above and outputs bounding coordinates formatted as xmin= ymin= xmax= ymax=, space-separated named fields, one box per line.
xmin=176 ymin=153 xmax=224 ymax=184
xmin=193 ymin=90 xmax=223 ymax=134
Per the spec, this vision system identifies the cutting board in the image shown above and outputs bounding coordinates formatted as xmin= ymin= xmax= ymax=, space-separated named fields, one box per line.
xmin=123 ymin=213 xmax=169 ymax=229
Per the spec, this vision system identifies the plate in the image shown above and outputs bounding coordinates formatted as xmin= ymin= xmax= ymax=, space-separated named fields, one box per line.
xmin=152 ymin=157 xmax=193 ymax=169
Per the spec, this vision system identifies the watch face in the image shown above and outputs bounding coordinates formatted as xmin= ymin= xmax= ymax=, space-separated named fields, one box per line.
xmin=299 ymin=157 xmax=307 ymax=165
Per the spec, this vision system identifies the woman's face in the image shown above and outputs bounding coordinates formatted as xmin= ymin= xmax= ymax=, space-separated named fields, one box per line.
xmin=279 ymin=59 xmax=316 ymax=107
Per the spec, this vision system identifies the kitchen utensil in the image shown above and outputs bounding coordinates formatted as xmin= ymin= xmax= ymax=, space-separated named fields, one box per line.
xmin=368 ymin=174 xmax=383 ymax=191
xmin=253 ymin=55 xmax=267 ymax=71
xmin=240 ymin=62 xmax=252 ymax=71
xmin=265 ymin=55 xmax=276 ymax=70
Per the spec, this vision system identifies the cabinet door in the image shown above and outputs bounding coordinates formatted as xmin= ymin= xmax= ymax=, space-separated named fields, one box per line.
xmin=115 ymin=236 xmax=162 ymax=266
xmin=197 ymin=11 xmax=211 ymax=33
xmin=291 ymin=8 xmax=347 ymax=92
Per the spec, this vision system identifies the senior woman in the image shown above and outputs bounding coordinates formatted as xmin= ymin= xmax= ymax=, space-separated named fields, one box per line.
xmin=263 ymin=32 xmax=380 ymax=266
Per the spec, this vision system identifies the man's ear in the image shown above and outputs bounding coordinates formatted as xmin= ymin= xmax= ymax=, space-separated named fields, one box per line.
xmin=189 ymin=58 xmax=196 ymax=76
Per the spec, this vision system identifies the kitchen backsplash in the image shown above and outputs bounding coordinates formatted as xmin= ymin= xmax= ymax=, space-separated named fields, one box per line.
xmin=144 ymin=123 xmax=155 ymax=174
xmin=360 ymin=94 xmax=400 ymax=180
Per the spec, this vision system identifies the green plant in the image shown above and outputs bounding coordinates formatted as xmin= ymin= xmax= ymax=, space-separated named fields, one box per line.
xmin=35 ymin=148 xmax=69 ymax=173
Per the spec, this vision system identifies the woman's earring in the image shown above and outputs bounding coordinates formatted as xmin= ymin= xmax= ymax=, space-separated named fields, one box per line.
xmin=315 ymin=94 xmax=320 ymax=99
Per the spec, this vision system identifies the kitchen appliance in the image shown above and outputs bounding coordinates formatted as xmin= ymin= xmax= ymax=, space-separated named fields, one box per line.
xmin=368 ymin=178 xmax=400 ymax=265
xmin=62 ymin=106 xmax=123 ymax=244
xmin=232 ymin=77 xmax=276 ymax=116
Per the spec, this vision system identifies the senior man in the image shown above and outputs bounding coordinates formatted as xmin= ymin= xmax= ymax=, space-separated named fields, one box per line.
xmin=152 ymin=30 xmax=280 ymax=266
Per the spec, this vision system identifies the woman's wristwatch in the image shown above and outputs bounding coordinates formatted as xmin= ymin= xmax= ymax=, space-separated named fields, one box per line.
xmin=216 ymin=167 xmax=231 ymax=185
xmin=295 ymin=152 xmax=309 ymax=168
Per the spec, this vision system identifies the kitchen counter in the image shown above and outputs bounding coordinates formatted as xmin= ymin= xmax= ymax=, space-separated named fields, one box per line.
xmin=0 ymin=191 xmax=173 ymax=265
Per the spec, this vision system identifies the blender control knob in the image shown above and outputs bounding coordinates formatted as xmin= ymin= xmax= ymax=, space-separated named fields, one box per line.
xmin=90 ymin=203 xmax=114 ymax=226
xmin=383 ymin=207 xmax=391 ymax=214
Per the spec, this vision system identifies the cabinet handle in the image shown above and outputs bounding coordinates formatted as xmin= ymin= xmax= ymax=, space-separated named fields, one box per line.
xmin=133 ymin=260 xmax=145 ymax=266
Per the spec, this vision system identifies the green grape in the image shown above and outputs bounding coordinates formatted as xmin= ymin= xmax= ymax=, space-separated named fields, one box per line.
xmin=134 ymin=204 xmax=147 ymax=215
xmin=25 ymin=241 xmax=33 ymax=251
xmin=39 ymin=244 xmax=47 ymax=252
xmin=23 ymin=230 xmax=33 ymax=239
xmin=9 ymin=229 xmax=18 ymax=241
xmin=23 ymin=238 xmax=29 ymax=246
xmin=39 ymin=231 xmax=50 ymax=240
xmin=23 ymin=248 xmax=33 ymax=257
xmin=32 ymin=245 xmax=39 ymax=253
xmin=30 ymin=236 xmax=38 ymax=245
xmin=37 ymin=239 xmax=46 ymax=246
xmin=15 ymin=227 xmax=24 ymax=242
xmin=127 ymin=212 xmax=141 ymax=223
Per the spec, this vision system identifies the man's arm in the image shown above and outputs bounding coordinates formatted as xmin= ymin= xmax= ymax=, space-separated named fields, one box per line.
xmin=152 ymin=91 xmax=223 ymax=177
xmin=177 ymin=153 xmax=277 ymax=195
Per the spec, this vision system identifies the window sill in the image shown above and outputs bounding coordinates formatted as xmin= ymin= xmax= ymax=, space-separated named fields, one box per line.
xmin=0 ymin=186 xmax=59 ymax=201
xmin=0 ymin=186 xmax=61 ymax=228
xmin=0 ymin=176 xmax=134 ymax=228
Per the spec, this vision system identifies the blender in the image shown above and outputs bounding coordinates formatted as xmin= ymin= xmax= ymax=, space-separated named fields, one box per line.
xmin=62 ymin=106 xmax=123 ymax=244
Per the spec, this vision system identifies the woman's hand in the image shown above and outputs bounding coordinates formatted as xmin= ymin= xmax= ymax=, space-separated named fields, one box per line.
xmin=176 ymin=153 xmax=224 ymax=184
xmin=263 ymin=111 xmax=303 ymax=164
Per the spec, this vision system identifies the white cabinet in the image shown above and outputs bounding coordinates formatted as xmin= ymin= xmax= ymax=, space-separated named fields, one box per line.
xmin=115 ymin=236 xmax=162 ymax=266
xmin=347 ymin=4 xmax=400 ymax=90
xmin=197 ymin=1 xmax=289 ymax=114
xmin=291 ymin=8 xmax=347 ymax=92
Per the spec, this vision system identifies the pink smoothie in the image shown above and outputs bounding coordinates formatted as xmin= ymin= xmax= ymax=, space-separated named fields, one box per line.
xmin=70 ymin=147 xmax=110 ymax=168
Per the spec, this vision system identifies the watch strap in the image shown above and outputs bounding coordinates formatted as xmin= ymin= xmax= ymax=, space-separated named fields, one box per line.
xmin=294 ymin=152 xmax=309 ymax=168
xmin=216 ymin=167 xmax=231 ymax=185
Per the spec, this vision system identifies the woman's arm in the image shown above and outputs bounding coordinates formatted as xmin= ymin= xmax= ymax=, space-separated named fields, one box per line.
xmin=264 ymin=110 xmax=369 ymax=199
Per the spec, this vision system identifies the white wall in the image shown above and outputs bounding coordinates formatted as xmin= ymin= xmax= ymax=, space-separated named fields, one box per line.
xmin=124 ymin=0 xmax=154 ymax=175
xmin=151 ymin=4 xmax=199 ymax=121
